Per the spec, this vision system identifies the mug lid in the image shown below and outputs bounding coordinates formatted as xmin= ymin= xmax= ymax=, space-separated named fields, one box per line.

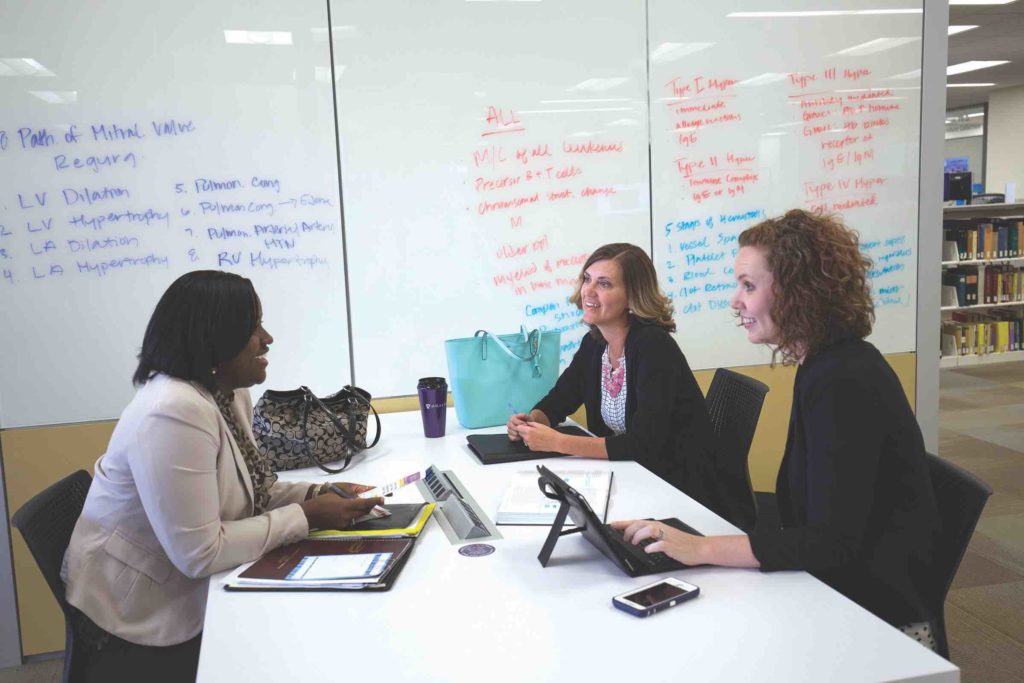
xmin=417 ymin=376 xmax=447 ymax=388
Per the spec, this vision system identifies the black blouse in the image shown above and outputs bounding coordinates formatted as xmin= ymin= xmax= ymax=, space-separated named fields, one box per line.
xmin=534 ymin=321 xmax=743 ymax=524
xmin=748 ymin=338 xmax=940 ymax=627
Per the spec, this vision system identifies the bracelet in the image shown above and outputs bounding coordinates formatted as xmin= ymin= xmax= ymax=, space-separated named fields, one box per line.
xmin=305 ymin=484 xmax=319 ymax=501
xmin=318 ymin=483 xmax=332 ymax=497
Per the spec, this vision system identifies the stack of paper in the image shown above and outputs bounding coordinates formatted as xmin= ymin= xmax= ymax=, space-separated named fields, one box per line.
xmin=496 ymin=469 xmax=613 ymax=525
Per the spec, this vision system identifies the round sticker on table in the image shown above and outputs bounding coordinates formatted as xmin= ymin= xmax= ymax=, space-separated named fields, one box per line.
xmin=458 ymin=543 xmax=495 ymax=557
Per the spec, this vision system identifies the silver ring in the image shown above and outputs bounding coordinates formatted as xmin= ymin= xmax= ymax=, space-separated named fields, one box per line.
xmin=656 ymin=527 xmax=664 ymax=541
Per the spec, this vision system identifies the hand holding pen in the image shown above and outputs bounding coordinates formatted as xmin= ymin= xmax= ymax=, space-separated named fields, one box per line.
xmin=506 ymin=401 xmax=532 ymax=441
xmin=300 ymin=482 xmax=384 ymax=530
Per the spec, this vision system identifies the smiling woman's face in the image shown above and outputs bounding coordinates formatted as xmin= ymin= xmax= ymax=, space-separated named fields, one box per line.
xmin=730 ymin=246 xmax=780 ymax=346
xmin=580 ymin=259 xmax=629 ymax=330
xmin=217 ymin=301 xmax=273 ymax=390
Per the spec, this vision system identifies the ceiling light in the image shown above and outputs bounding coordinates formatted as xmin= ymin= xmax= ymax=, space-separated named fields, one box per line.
xmin=728 ymin=9 xmax=921 ymax=17
xmin=966 ymin=112 xmax=985 ymax=117
xmin=948 ymin=25 xmax=979 ymax=35
xmin=0 ymin=58 xmax=55 ymax=77
xmin=947 ymin=60 xmax=1009 ymax=76
xmin=568 ymin=78 xmax=630 ymax=92
xmin=887 ymin=69 xmax=921 ymax=80
xmin=832 ymin=37 xmax=920 ymax=56
xmin=29 ymin=90 xmax=77 ymax=104
xmin=947 ymin=83 xmax=996 ymax=87
xmin=649 ymin=42 xmax=715 ymax=63
xmin=224 ymin=30 xmax=293 ymax=45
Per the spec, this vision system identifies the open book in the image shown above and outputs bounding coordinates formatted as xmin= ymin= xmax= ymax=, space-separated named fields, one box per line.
xmin=495 ymin=469 xmax=613 ymax=525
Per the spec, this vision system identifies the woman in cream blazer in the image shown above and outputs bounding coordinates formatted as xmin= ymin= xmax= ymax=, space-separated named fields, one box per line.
xmin=64 ymin=271 xmax=381 ymax=681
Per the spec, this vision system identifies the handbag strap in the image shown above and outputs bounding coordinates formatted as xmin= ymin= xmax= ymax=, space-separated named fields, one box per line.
xmin=297 ymin=386 xmax=382 ymax=474
xmin=299 ymin=389 xmax=352 ymax=474
xmin=341 ymin=385 xmax=381 ymax=449
xmin=474 ymin=329 xmax=544 ymax=378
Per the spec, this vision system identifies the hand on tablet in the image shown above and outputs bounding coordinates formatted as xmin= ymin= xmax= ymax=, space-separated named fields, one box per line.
xmin=611 ymin=519 xmax=705 ymax=566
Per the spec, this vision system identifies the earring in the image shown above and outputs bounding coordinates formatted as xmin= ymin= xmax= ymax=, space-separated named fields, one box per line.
xmin=211 ymin=367 xmax=218 ymax=375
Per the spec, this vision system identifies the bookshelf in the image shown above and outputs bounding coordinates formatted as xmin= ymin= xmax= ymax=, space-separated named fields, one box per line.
xmin=940 ymin=205 xmax=1024 ymax=365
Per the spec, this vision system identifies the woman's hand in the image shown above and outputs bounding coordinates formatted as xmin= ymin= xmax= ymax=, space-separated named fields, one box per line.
xmin=515 ymin=422 xmax=564 ymax=453
xmin=299 ymin=493 xmax=384 ymax=531
xmin=330 ymin=482 xmax=375 ymax=497
xmin=506 ymin=413 xmax=530 ymax=441
xmin=610 ymin=519 xmax=707 ymax=566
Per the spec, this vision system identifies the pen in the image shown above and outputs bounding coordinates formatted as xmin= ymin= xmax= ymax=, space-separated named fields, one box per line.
xmin=328 ymin=483 xmax=356 ymax=500
xmin=508 ymin=402 xmax=531 ymax=422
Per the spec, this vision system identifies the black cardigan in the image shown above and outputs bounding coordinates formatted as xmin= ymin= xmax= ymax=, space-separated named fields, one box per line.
xmin=748 ymin=338 xmax=940 ymax=627
xmin=534 ymin=322 xmax=741 ymax=522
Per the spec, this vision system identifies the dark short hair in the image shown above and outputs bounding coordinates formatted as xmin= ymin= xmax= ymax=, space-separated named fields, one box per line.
xmin=569 ymin=243 xmax=675 ymax=339
xmin=738 ymin=209 xmax=874 ymax=364
xmin=133 ymin=270 xmax=260 ymax=390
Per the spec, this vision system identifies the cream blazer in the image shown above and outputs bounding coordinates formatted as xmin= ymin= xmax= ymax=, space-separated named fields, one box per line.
xmin=64 ymin=374 xmax=310 ymax=646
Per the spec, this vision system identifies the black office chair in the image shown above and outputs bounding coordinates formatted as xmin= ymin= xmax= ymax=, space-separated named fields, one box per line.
xmin=704 ymin=368 xmax=769 ymax=531
xmin=925 ymin=452 xmax=992 ymax=660
xmin=11 ymin=470 xmax=92 ymax=683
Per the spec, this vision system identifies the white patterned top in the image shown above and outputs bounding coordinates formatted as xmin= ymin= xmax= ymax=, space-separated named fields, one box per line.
xmin=600 ymin=346 xmax=627 ymax=434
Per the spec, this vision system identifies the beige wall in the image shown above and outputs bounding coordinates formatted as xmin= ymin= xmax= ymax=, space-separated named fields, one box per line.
xmin=3 ymin=354 xmax=915 ymax=656
xmin=985 ymin=84 xmax=1024 ymax=195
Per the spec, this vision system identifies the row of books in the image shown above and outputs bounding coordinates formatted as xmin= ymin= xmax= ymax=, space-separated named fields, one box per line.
xmin=942 ymin=312 xmax=1023 ymax=357
xmin=983 ymin=266 xmax=1024 ymax=304
xmin=943 ymin=217 xmax=1024 ymax=261
xmin=942 ymin=265 xmax=1024 ymax=307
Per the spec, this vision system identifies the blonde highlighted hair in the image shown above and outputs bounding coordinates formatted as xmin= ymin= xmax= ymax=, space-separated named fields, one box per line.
xmin=569 ymin=243 xmax=675 ymax=339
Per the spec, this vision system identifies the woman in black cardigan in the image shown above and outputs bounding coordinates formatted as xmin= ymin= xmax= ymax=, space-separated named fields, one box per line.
xmin=613 ymin=211 xmax=941 ymax=648
xmin=508 ymin=243 xmax=742 ymax=524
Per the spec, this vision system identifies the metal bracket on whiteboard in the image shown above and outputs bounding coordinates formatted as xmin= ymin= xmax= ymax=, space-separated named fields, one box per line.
xmin=415 ymin=465 xmax=501 ymax=545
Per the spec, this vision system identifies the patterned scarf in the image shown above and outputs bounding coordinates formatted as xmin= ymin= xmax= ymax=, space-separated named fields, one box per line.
xmin=214 ymin=390 xmax=276 ymax=514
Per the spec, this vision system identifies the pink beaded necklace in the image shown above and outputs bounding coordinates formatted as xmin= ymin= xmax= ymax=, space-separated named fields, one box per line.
xmin=603 ymin=352 xmax=625 ymax=398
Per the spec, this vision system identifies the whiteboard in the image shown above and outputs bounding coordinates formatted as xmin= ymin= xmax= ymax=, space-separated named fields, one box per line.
xmin=332 ymin=0 xmax=651 ymax=397
xmin=648 ymin=0 xmax=922 ymax=368
xmin=0 ymin=0 xmax=350 ymax=427
xmin=0 ymin=0 xmax=932 ymax=428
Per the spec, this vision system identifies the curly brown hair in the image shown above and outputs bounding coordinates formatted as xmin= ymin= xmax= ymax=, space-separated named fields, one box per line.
xmin=569 ymin=243 xmax=675 ymax=339
xmin=738 ymin=209 xmax=874 ymax=364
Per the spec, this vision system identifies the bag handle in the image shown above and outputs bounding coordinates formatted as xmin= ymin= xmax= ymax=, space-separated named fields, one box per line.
xmin=298 ymin=386 xmax=381 ymax=474
xmin=474 ymin=329 xmax=544 ymax=378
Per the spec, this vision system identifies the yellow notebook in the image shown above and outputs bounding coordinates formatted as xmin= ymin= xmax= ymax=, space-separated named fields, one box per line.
xmin=309 ymin=503 xmax=435 ymax=539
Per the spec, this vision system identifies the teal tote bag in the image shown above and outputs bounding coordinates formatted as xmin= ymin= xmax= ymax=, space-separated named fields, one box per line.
xmin=445 ymin=328 xmax=560 ymax=428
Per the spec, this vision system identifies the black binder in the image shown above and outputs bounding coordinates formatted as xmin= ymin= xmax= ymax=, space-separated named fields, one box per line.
xmin=466 ymin=425 xmax=590 ymax=465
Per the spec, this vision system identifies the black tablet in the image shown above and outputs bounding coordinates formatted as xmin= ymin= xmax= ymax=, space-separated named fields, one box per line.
xmin=535 ymin=464 xmax=703 ymax=577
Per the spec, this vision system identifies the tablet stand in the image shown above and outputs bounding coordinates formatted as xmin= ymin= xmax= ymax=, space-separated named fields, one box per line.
xmin=537 ymin=492 xmax=584 ymax=567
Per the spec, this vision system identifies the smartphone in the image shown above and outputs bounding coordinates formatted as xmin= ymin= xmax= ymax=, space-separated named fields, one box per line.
xmin=612 ymin=577 xmax=699 ymax=617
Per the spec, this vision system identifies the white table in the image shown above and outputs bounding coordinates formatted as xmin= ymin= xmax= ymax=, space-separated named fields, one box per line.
xmin=197 ymin=409 xmax=958 ymax=682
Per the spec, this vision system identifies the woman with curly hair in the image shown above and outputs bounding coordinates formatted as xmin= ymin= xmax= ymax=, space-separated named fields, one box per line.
xmin=508 ymin=243 xmax=746 ymax=526
xmin=613 ymin=211 xmax=941 ymax=646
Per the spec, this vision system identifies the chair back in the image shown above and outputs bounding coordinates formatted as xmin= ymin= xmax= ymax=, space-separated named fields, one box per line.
xmin=925 ymin=452 xmax=992 ymax=659
xmin=11 ymin=469 xmax=92 ymax=680
xmin=704 ymin=368 xmax=769 ymax=530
